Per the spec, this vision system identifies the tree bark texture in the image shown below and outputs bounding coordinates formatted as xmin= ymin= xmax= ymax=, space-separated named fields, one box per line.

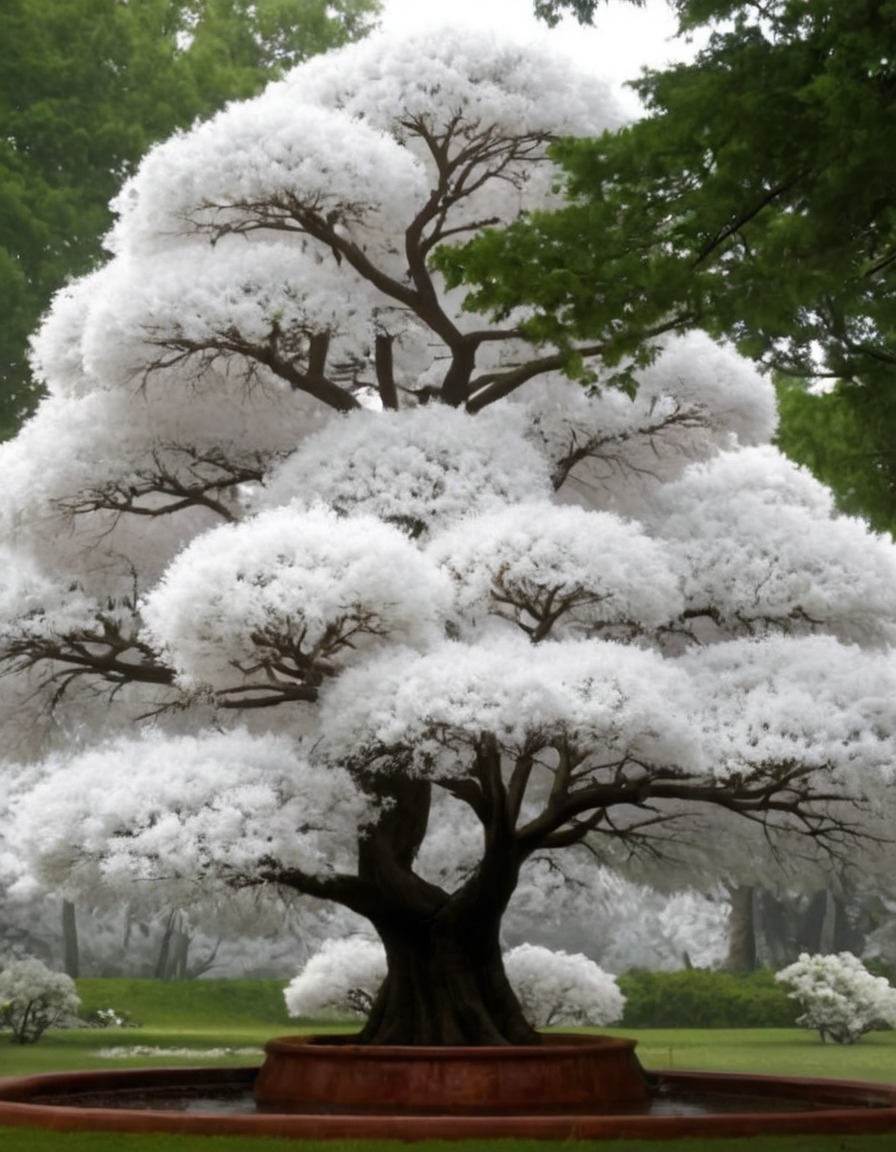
xmin=342 ymin=775 xmax=537 ymax=1045
xmin=725 ymin=884 xmax=757 ymax=972
xmin=359 ymin=903 xmax=537 ymax=1046
xmin=61 ymin=899 xmax=79 ymax=979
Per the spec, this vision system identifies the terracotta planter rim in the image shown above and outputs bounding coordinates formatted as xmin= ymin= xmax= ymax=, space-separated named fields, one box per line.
xmin=263 ymin=1031 xmax=635 ymax=1059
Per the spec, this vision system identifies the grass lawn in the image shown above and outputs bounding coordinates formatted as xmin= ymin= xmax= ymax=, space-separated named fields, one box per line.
xmin=605 ymin=1026 xmax=896 ymax=1083
xmin=2 ymin=1131 xmax=896 ymax=1152
xmin=2 ymin=979 xmax=896 ymax=1151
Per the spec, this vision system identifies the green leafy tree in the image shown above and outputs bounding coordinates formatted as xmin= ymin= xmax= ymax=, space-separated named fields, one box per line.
xmin=449 ymin=0 xmax=896 ymax=521
xmin=0 ymin=0 xmax=379 ymax=438
xmin=533 ymin=0 xmax=644 ymax=24
xmin=775 ymin=379 xmax=896 ymax=536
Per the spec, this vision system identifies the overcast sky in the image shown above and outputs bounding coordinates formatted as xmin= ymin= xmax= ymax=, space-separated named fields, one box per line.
xmin=379 ymin=0 xmax=694 ymax=109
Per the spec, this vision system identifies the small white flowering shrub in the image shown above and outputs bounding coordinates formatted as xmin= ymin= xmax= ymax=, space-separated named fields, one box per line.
xmin=285 ymin=938 xmax=624 ymax=1028
xmin=503 ymin=943 xmax=625 ymax=1027
xmin=0 ymin=956 xmax=81 ymax=1044
xmin=775 ymin=952 xmax=896 ymax=1044
xmin=284 ymin=937 xmax=386 ymax=1019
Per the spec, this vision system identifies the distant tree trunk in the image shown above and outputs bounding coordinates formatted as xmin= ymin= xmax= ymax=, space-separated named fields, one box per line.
xmin=154 ymin=908 xmax=191 ymax=980
xmin=725 ymin=885 xmax=757 ymax=971
xmin=154 ymin=911 xmax=173 ymax=979
xmin=801 ymin=885 xmax=866 ymax=956
xmin=814 ymin=888 xmax=838 ymax=955
xmin=61 ymin=899 xmax=79 ymax=978
xmin=171 ymin=922 xmax=190 ymax=980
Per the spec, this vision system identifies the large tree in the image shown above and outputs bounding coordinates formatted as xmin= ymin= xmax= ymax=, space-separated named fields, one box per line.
xmin=0 ymin=0 xmax=379 ymax=439
xmin=4 ymin=28 xmax=896 ymax=1046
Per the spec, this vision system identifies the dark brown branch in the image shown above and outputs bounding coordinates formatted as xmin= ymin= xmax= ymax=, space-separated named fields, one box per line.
xmin=691 ymin=173 xmax=805 ymax=268
xmin=60 ymin=448 xmax=266 ymax=524
xmin=466 ymin=344 xmax=608 ymax=412
xmin=307 ymin=331 xmax=331 ymax=378
xmin=3 ymin=627 xmax=175 ymax=690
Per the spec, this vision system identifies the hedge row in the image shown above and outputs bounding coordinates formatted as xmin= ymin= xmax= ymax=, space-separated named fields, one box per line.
xmin=617 ymin=967 xmax=799 ymax=1028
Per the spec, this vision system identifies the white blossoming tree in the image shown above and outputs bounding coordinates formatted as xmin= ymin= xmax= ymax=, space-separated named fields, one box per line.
xmin=4 ymin=27 xmax=896 ymax=1046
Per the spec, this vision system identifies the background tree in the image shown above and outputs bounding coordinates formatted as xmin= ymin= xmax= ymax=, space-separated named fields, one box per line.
xmin=454 ymin=0 xmax=896 ymax=528
xmin=533 ymin=0 xmax=643 ymax=25
xmin=3 ymin=28 xmax=896 ymax=1047
xmin=775 ymin=378 xmax=896 ymax=536
xmin=0 ymin=0 xmax=379 ymax=439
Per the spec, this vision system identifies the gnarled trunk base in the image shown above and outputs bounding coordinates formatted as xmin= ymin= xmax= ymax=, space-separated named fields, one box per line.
xmin=357 ymin=919 xmax=535 ymax=1046
xmin=253 ymin=1033 xmax=650 ymax=1114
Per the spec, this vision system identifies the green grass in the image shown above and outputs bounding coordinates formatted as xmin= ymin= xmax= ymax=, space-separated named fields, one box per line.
xmin=0 ymin=977 xmax=355 ymax=1076
xmin=1 ymin=1133 xmax=896 ymax=1152
xmin=76 ymin=977 xmax=294 ymax=1028
xmin=2 ymin=980 xmax=896 ymax=1150
xmin=605 ymin=1026 xmax=896 ymax=1083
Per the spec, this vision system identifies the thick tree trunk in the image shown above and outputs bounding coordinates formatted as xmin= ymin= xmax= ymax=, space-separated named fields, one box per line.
xmin=359 ymin=906 xmax=537 ymax=1046
xmin=155 ymin=908 xmax=191 ymax=980
xmin=273 ymin=758 xmax=544 ymax=1046
xmin=350 ymin=773 xmax=536 ymax=1046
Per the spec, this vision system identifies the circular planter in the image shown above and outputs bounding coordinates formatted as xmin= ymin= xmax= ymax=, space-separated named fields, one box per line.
xmin=2 ymin=1062 xmax=896 ymax=1139
xmin=253 ymin=1032 xmax=650 ymax=1114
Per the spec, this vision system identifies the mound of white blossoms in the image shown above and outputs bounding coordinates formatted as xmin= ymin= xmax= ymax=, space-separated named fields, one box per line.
xmin=285 ymin=938 xmax=625 ymax=1029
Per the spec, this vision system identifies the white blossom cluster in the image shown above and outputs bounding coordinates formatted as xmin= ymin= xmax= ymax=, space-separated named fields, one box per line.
xmin=284 ymin=936 xmax=387 ymax=1019
xmin=503 ymin=943 xmax=626 ymax=1027
xmin=21 ymin=730 xmax=371 ymax=899
xmin=285 ymin=937 xmax=625 ymax=1028
xmin=776 ymin=952 xmax=896 ymax=1044
xmin=0 ymin=956 xmax=81 ymax=1044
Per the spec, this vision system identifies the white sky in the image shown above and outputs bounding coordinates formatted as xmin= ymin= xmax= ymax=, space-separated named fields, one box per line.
xmin=379 ymin=0 xmax=695 ymax=111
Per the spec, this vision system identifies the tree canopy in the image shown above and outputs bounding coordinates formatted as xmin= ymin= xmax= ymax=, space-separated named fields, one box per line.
xmin=0 ymin=0 xmax=379 ymax=438
xmin=2 ymin=27 xmax=896 ymax=1046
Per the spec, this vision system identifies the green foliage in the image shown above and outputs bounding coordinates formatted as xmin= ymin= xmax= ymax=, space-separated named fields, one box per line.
xmin=2 ymin=1132 xmax=895 ymax=1152
xmin=618 ymin=968 xmax=798 ymax=1028
xmin=0 ymin=0 xmax=379 ymax=438
xmin=448 ymin=0 xmax=896 ymax=528
xmin=775 ymin=379 xmax=896 ymax=536
xmin=453 ymin=0 xmax=896 ymax=375
xmin=533 ymin=0 xmax=645 ymax=27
